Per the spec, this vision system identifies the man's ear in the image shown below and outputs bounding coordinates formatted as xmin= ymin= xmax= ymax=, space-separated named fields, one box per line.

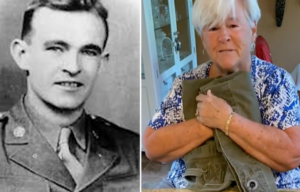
xmin=101 ymin=51 xmax=109 ymax=61
xmin=97 ymin=51 xmax=109 ymax=73
xmin=10 ymin=39 xmax=30 ymax=71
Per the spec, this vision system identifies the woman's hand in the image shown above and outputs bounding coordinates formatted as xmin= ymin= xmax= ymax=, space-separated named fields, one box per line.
xmin=195 ymin=90 xmax=233 ymax=131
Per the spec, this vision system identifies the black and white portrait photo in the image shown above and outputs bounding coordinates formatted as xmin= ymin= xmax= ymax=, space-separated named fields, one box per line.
xmin=0 ymin=0 xmax=140 ymax=191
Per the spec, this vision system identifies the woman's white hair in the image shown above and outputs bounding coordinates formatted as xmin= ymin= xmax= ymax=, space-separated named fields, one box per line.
xmin=192 ymin=0 xmax=261 ymax=36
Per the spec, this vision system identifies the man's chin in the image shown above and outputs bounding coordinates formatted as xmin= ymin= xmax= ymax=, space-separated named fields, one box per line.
xmin=44 ymin=100 xmax=85 ymax=114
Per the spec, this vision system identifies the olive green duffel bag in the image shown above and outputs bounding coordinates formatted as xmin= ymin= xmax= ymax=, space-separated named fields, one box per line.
xmin=182 ymin=71 xmax=277 ymax=192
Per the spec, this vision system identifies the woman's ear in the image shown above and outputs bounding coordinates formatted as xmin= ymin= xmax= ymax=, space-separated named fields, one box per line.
xmin=251 ymin=21 xmax=257 ymax=43
xmin=200 ymin=33 xmax=208 ymax=51
xmin=10 ymin=39 xmax=30 ymax=71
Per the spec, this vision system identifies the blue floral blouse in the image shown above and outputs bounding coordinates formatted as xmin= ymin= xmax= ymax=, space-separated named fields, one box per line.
xmin=148 ymin=56 xmax=300 ymax=189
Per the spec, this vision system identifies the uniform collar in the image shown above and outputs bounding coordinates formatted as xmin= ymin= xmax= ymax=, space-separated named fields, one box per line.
xmin=4 ymin=97 xmax=137 ymax=191
xmin=23 ymin=95 xmax=87 ymax=151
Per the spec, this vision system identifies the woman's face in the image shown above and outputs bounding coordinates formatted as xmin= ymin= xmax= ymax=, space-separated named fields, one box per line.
xmin=201 ymin=0 xmax=257 ymax=74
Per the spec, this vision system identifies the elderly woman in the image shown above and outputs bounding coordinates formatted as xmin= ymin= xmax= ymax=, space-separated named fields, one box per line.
xmin=143 ymin=0 xmax=300 ymax=190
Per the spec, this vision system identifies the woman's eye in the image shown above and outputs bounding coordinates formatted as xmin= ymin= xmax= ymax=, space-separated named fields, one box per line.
xmin=209 ymin=27 xmax=218 ymax=31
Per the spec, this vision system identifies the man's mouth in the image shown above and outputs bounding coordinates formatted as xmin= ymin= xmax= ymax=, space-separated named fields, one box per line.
xmin=55 ymin=82 xmax=83 ymax=88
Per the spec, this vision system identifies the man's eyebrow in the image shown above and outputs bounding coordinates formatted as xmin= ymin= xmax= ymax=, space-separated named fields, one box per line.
xmin=43 ymin=40 xmax=69 ymax=49
xmin=82 ymin=44 xmax=102 ymax=54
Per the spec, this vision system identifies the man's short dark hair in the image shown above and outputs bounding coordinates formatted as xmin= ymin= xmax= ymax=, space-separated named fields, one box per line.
xmin=21 ymin=0 xmax=109 ymax=50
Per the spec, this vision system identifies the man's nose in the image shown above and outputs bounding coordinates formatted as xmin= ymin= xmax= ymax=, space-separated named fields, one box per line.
xmin=218 ymin=27 xmax=230 ymax=43
xmin=62 ymin=53 xmax=81 ymax=76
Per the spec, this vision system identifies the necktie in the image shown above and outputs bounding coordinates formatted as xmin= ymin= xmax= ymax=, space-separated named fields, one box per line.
xmin=57 ymin=127 xmax=84 ymax=184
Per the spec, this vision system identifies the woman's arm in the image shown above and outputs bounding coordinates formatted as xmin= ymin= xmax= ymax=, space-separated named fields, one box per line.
xmin=143 ymin=75 xmax=214 ymax=163
xmin=226 ymin=113 xmax=300 ymax=172
xmin=143 ymin=119 xmax=213 ymax=163
xmin=196 ymin=90 xmax=300 ymax=172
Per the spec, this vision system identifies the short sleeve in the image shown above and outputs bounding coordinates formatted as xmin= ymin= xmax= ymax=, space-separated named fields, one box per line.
xmin=260 ymin=68 xmax=300 ymax=130
xmin=148 ymin=77 xmax=184 ymax=129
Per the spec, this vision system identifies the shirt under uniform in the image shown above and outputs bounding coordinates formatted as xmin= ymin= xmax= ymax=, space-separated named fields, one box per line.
xmin=149 ymin=55 xmax=300 ymax=189
xmin=25 ymin=100 xmax=87 ymax=165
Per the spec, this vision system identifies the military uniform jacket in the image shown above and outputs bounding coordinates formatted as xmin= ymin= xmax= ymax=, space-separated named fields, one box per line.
xmin=0 ymin=100 xmax=140 ymax=192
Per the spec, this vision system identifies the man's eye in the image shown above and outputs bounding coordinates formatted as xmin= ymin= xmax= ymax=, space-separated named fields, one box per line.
xmin=47 ymin=47 xmax=63 ymax=52
xmin=82 ymin=50 xmax=99 ymax=56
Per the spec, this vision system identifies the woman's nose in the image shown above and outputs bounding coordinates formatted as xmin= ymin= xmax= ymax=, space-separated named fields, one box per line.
xmin=218 ymin=28 xmax=230 ymax=43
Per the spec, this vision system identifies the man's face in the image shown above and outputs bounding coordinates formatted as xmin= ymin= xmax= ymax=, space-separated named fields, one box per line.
xmin=23 ymin=7 xmax=106 ymax=110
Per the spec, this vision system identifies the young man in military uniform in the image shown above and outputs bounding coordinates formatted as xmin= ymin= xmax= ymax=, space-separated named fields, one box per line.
xmin=0 ymin=0 xmax=139 ymax=191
